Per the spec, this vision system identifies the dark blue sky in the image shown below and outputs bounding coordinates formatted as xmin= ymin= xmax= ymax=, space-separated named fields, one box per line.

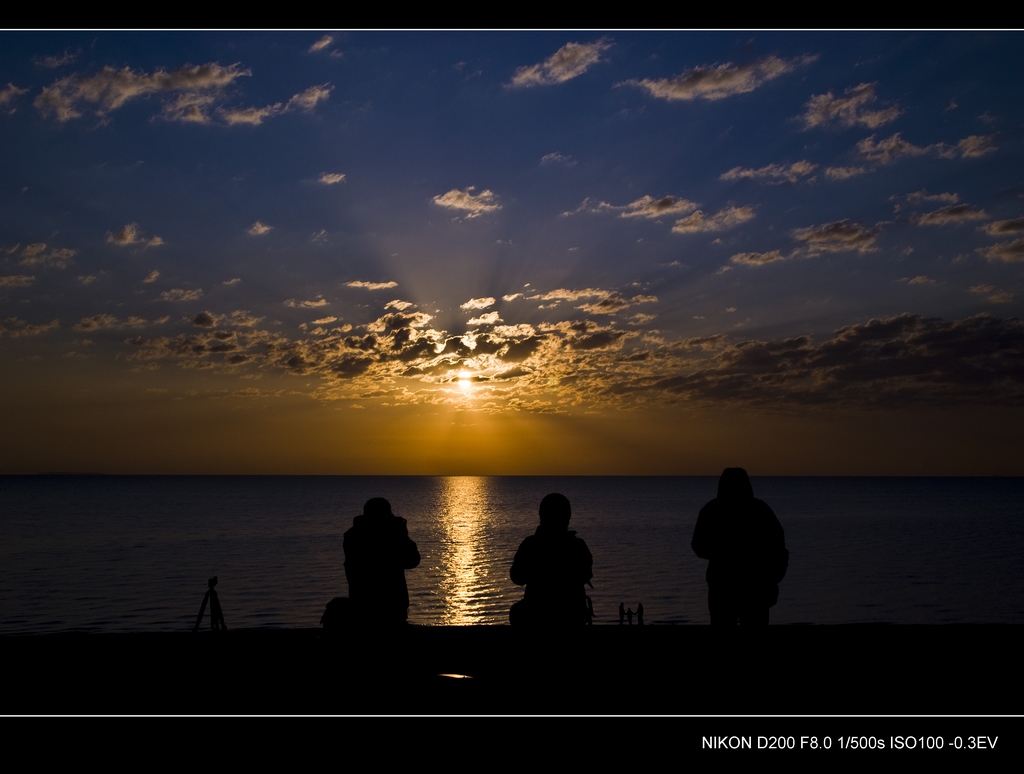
xmin=1 ymin=31 xmax=1022 ymax=474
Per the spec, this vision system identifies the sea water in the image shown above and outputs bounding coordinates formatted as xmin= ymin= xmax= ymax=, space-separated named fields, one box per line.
xmin=1 ymin=475 xmax=1022 ymax=633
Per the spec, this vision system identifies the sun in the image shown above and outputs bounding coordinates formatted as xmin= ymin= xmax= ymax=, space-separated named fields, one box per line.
xmin=457 ymin=370 xmax=473 ymax=391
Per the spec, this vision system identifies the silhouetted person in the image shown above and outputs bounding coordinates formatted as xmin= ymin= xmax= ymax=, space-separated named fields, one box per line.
xmin=636 ymin=602 xmax=644 ymax=626
xmin=619 ymin=602 xmax=626 ymax=625
xmin=509 ymin=493 xmax=593 ymax=626
xmin=692 ymin=468 xmax=788 ymax=626
xmin=626 ymin=607 xmax=633 ymax=625
xmin=344 ymin=497 xmax=421 ymax=626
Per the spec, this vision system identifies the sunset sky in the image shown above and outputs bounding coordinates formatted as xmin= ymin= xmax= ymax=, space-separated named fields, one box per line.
xmin=2 ymin=31 xmax=1022 ymax=475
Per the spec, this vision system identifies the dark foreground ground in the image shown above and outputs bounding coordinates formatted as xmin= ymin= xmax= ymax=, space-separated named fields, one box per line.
xmin=3 ymin=625 xmax=1021 ymax=716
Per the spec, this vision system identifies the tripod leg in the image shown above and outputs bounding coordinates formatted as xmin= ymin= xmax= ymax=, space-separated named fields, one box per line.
xmin=193 ymin=590 xmax=210 ymax=633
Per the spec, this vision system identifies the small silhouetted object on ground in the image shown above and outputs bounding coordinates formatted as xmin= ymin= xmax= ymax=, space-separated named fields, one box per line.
xmin=344 ymin=497 xmax=421 ymax=626
xmin=509 ymin=493 xmax=594 ymax=626
xmin=692 ymin=468 xmax=788 ymax=626
xmin=619 ymin=602 xmax=625 ymax=625
xmin=637 ymin=602 xmax=644 ymax=626
xmin=193 ymin=576 xmax=226 ymax=633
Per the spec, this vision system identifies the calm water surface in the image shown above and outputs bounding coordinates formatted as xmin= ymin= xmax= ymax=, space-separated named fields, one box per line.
xmin=1 ymin=476 xmax=1022 ymax=632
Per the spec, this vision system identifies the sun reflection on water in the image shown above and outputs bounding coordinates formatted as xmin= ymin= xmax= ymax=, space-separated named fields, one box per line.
xmin=437 ymin=476 xmax=497 ymax=625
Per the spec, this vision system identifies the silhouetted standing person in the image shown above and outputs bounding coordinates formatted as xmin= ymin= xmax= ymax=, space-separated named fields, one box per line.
xmin=692 ymin=468 xmax=787 ymax=626
xmin=510 ymin=493 xmax=593 ymax=626
xmin=636 ymin=602 xmax=644 ymax=626
xmin=344 ymin=497 xmax=421 ymax=626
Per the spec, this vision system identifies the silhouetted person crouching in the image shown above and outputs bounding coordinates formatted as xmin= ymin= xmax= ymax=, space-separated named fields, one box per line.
xmin=510 ymin=493 xmax=593 ymax=626
xmin=692 ymin=468 xmax=787 ymax=626
xmin=344 ymin=497 xmax=421 ymax=625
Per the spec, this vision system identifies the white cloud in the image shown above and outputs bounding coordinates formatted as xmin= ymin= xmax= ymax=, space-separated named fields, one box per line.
xmin=858 ymin=132 xmax=997 ymax=163
xmin=1 ymin=317 xmax=60 ymax=337
xmin=913 ymin=204 xmax=987 ymax=226
xmin=107 ymin=223 xmax=164 ymax=247
xmin=285 ymin=296 xmax=328 ymax=308
xmin=143 ymin=270 xmax=160 ymax=284
xmin=0 ymin=83 xmax=28 ymax=110
xmin=385 ymin=300 xmax=413 ymax=311
xmin=35 ymin=62 xmax=250 ymax=123
xmin=287 ymin=83 xmax=333 ymax=111
xmin=672 ymin=206 xmax=755 ymax=234
xmin=981 ymin=217 xmax=1024 ymax=236
xmin=620 ymin=195 xmax=698 ymax=219
xmin=509 ymin=38 xmax=612 ymax=87
xmin=0 ymin=274 xmax=34 ymax=287
xmin=624 ymin=54 xmax=816 ymax=102
xmin=309 ymin=35 xmax=334 ymax=53
xmin=223 ymin=278 xmax=242 ymax=286
xmin=432 ymin=187 xmax=501 ymax=218
xmin=906 ymin=190 xmax=959 ymax=205
xmin=824 ymin=166 xmax=870 ymax=180
xmin=346 ymin=280 xmax=398 ymax=290
xmin=729 ymin=250 xmax=786 ymax=266
xmin=720 ymin=161 xmax=817 ymax=184
xmin=19 ymin=243 xmax=77 ymax=268
xmin=977 ymin=238 xmax=1024 ymax=263
xmin=248 ymin=221 xmax=272 ymax=236
xmin=792 ymin=220 xmax=878 ymax=255
xmin=540 ymin=152 xmax=576 ymax=166
xmin=468 ymin=311 xmax=502 ymax=326
xmin=461 ymin=297 xmax=496 ymax=310
xmin=319 ymin=172 xmax=346 ymax=185
xmin=160 ymin=288 xmax=203 ymax=302
xmin=800 ymin=82 xmax=901 ymax=130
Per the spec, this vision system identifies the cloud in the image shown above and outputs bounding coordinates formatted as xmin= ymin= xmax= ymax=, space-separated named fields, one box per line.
xmin=107 ymin=223 xmax=164 ymax=247
xmin=792 ymin=220 xmax=878 ymax=255
xmin=906 ymin=190 xmax=959 ymax=205
xmin=824 ymin=166 xmax=870 ymax=180
xmin=160 ymin=288 xmax=203 ymax=302
xmin=19 ymin=243 xmax=77 ymax=268
xmin=509 ymin=38 xmax=612 ymax=87
xmin=34 ymin=50 xmax=79 ymax=69
xmin=346 ymin=280 xmax=398 ymax=290
xmin=468 ymin=311 xmax=502 ymax=326
xmin=35 ymin=62 xmax=250 ymax=122
xmin=900 ymin=276 xmax=936 ymax=285
xmin=288 ymin=83 xmax=333 ymax=111
xmin=143 ymin=270 xmax=160 ymax=284
xmin=0 ymin=274 xmax=35 ymax=287
xmin=319 ymin=172 xmax=346 ymax=185
xmin=1 ymin=317 xmax=60 ymax=337
xmin=285 ymin=296 xmax=329 ymax=308
xmin=248 ymin=221 xmax=272 ymax=236
xmin=672 ymin=206 xmax=755 ymax=234
xmin=0 ymin=83 xmax=28 ymax=110
xmin=191 ymin=312 xmax=216 ymax=327
xmin=540 ymin=152 xmax=576 ymax=166
xmin=858 ymin=132 xmax=997 ymax=164
xmin=309 ymin=35 xmax=334 ymax=53
xmin=623 ymin=54 xmax=816 ymax=102
xmin=800 ymin=82 xmax=901 ymax=129
xmin=461 ymin=297 xmax=496 ymax=310
xmin=977 ymin=238 xmax=1024 ymax=263
xmin=981 ymin=217 xmax=1024 ymax=236
xmin=729 ymin=250 xmax=786 ymax=267
xmin=720 ymin=161 xmax=817 ymax=184
xmin=620 ymin=195 xmax=698 ymax=219
xmin=73 ymin=313 xmax=148 ymax=331
xmin=432 ymin=187 xmax=501 ymax=218
xmin=223 ymin=278 xmax=241 ymax=286
xmin=385 ymin=300 xmax=413 ymax=311
xmin=913 ymin=204 xmax=988 ymax=226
